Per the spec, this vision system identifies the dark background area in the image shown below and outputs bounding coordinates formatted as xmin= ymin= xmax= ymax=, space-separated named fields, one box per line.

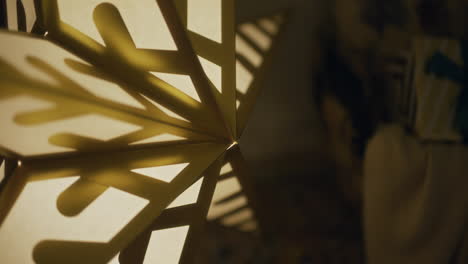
xmin=232 ymin=0 xmax=468 ymax=262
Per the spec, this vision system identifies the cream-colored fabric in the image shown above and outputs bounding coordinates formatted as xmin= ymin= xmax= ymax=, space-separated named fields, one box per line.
xmin=364 ymin=124 xmax=468 ymax=264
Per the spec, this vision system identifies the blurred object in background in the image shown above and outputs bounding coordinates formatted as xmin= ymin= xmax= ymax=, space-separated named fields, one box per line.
xmin=404 ymin=36 xmax=465 ymax=142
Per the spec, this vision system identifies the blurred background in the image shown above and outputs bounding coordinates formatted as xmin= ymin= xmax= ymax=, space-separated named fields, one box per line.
xmin=204 ymin=0 xmax=360 ymax=263
xmin=206 ymin=0 xmax=468 ymax=263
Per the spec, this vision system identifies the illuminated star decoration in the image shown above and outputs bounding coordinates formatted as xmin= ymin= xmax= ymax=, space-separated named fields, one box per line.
xmin=0 ymin=0 xmax=285 ymax=263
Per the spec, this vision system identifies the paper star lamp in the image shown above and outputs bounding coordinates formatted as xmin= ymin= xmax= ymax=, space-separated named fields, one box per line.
xmin=0 ymin=0 xmax=285 ymax=263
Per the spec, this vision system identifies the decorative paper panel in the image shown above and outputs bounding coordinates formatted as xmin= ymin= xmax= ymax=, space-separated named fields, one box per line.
xmin=0 ymin=1 xmax=289 ymax=262
xmin=0 ymin=143 xmax=225 ymax=263
xmin=41 ymin=0 xmax=225 ymax=135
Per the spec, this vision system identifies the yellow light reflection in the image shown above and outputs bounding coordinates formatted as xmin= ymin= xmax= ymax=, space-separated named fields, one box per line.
xmin=86 ymin=79 xmax=145 ymax=109
xmin=150 ymin=72 xmax=201 ymax=102
xmin=258 ymin=18 xmax=279 ymax=35
xmin=187 ymin=0 xmax=222 ymax=43
xmin=198 ymin=56 xmax=222 ymax=93
xmin=211 ymin=177 xmax=241 ymax=202
xmin=129 ymin=134 xmax=186 ymax=145
xmin=239 ymin=23 xmax=272 ymax=51
xmin=131 ymin=163 xmax=189 ymax=183
xmin=207 ymin=195 xmax=247 ymax=220
xmin=236 ymin=61 xmax=254 ymax=94
xmin=220 ymin=163 xmax=233 ymax=175
xmin=236 ymin=35 xmax=263 ymax=67
xmin=239 ymin=220 xmax=257 ymax=232
xmin=0 ymin=176 xmax=149 ymax=264
xmin=57 ymin=0 xmax=177 ymax=50
xmin=0 ymin=96 xmax=141 ymax=156
xmin=0 ymin=33 xmax=145 ymax=109
xmin=227 ymin=141 xmax=238 ymax=150
xmin=208 ymin=173 xmax=249 ymax=220
xmin=6 ymin=0 xmax=37 ymax=32
xmin=108 ymin=252 xmax=120 ymax=264
xmin=140 ymin=94 xmax=190 ymax=122
xmin=0 ymin=161 xmax=4 ymax=183
xmin=167 ymin=177 xmax=203 ymax=209
xmin=221 ymin=208 xmax=253 ymax=226
xmin=143 ymin=225 xmax=190 ymax=264
xmin=6 ymin=0 xmax=18 ymax=30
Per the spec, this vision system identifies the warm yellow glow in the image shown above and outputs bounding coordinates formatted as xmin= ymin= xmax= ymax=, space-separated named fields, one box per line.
xmin=236 ymin=35 xmax=263 ymax=67
xmin=208 ymin=174 xmax=248 ymax=220
xmin=97 ymin=82 xmax=141 ymax=108
xmin=207 ymin=195 xmax=247 ymax=220
xmin=188 ymin=0 xmax=222 ymax=43
xmin=6 ymin=0 xmax=36 ymax=32
xmin=239 ymin=220 xmax=257 ymax=232
xmin=227 ymin=141 xmax=238 ymax=150
xmin=22 ymin=0 xmax=36 ymax=32
xmin=0 ymin=34 xmax=65 ymax=85
xmin=207 ymin=176 xmax=248 ymax=221
xmin=6 ymin=0 xmax=17 ymax=30
xmin=130 ymin=133 xmax=186 ymax=145
xmin=0 ymin=161 xmax=4 ymax=183
xmin=151 ymin=72 xmax=201 ymax=102
xmin=143 ymin=225 xmax=190 ymax=264
xmin=140 ymin=94 xmax=189 ymax=122
xmin=57 ymin=0 xmax=177 ymax=50
xmin=0 ymin=33 xmax=145 ymax=109
xmin=167 ymin=177 xmax=203 ymax=209
xmin=236 ymin=61 xmax=254 ymax=94
xmin=236 ymin=99 xmax=241 ymax=109
xmin=0 ymin=176 xmax=149 ymax=264
xmin=131 ymin=163 xmax=189 ymax=183
xmin=198 ymin=56 xmax=222 ymax=93
xmin=0 ymin=96 xmax=141 ymax=156
xmin=0 ymin=7 xmax=285 ymax=262
xmin=108 ymin=253 xmax=120 ymax=264
xmin=220 ymin=163 xmax=233 ymax=175
xmin=221 ymin=208 xmax=253 ymax=226
xmin=258 ymin=18 xmax=279 ymax=35
xmin=239 ymin=23 xmax=272 ymax=51
xmin=17 ymin=160 xmax=22 ymax=167
xmin=211 ymin=177 xmax=241 ymax=202
xmin=87 ymin=78 xmax=146 ymax=109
